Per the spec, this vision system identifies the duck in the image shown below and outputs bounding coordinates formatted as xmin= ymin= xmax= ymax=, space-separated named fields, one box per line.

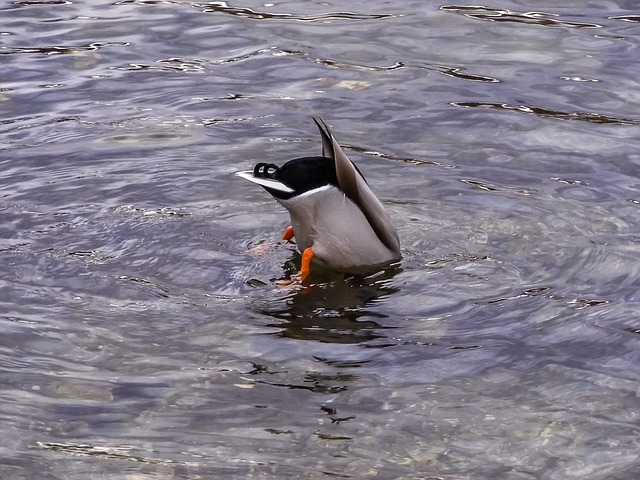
xmin=236 ymin=118 xmax=401 ymax=280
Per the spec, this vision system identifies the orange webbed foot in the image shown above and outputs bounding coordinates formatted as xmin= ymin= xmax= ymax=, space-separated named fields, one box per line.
xmin=282 ymin=226 xmax=295 ymax=242
xmin=300 ymin=247 xmax=314 ymax=282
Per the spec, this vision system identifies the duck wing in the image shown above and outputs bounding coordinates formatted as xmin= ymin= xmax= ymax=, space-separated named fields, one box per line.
xmin=313 ymin=118 xmax=401 ymax=257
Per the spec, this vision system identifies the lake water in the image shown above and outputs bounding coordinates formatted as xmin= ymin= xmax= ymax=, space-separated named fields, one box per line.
xmin=2 ymin=1 xmax=640 ymax=478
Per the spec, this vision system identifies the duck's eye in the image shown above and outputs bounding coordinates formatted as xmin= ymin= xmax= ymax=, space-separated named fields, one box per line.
xmin=254 ymin=163 xmax=279 ymax=177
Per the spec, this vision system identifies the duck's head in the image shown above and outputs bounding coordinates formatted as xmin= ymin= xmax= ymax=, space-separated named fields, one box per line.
xmin=236 ymin=156 xmax=338 ymax=201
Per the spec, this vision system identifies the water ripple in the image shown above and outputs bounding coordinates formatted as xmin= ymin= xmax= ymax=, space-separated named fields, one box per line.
xmin=477 ymin=286 xmax=610 ymax=312
xmin=38 ymin=441 xmax=195 ymax=466
xmin=610 ymin=15 xmax=640 ymax=23
xmin=0 ymin=42 xmax=129 ymax=56
xmin=208 ymin=46 xmax=296 ymax=65
xmin=441 ymin=5 xmax=602 ymax=29
xmin=113 ymin=0 xmax=177 ymax=4
xmin=429 ymin=63 xmax=499 ymax=83
xmin=315 ymin=58 xmax=404 ymax=72
xmin=9 ymin=0 xmax=72 ymax=7
xmin=451 ymin=101 xmax=640 ymax=125
xmin=461 ymin=178 xmax=539 ymax=196
xmin=347 ymin=145 xmax=457 ymax=169
xmin=191 ymin=1 xmax=400 ymax=21
xmin=112 ymin=57 xmax=206 ymax=73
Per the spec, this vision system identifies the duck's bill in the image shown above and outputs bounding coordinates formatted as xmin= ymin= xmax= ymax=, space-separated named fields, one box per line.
xmin=235 ymin=170 xmax=294 ymax=193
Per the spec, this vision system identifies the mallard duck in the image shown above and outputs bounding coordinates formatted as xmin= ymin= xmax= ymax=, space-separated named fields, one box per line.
xmin=236 ymin=118 xmax=401 ymax=280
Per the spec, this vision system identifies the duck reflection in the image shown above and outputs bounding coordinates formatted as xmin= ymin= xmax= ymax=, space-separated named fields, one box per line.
xmin=254 ymin=259 xmax=402 ymax=344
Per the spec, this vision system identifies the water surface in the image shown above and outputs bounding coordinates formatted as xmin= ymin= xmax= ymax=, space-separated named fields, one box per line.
xmin=1 ymin=0 xmax=640 ymax=478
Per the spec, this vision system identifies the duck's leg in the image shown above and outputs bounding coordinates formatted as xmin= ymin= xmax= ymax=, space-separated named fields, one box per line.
xmin=300 ymin=247 xmax=314 ymax=281
xmin=282 ymin=226 xmax=295 ymax=242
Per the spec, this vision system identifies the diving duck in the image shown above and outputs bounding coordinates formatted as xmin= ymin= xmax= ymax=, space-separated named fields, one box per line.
xmin=236 ymin=118 xmax=401 ymax=280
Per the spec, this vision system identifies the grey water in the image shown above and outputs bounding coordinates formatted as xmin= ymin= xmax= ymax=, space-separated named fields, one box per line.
xmin=1 ymin=1 xmax=640 ymax=478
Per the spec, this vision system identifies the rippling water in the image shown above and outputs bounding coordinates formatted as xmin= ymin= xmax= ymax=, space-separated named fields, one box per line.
xmin=2 ymin=0 xmax=640 ymax=478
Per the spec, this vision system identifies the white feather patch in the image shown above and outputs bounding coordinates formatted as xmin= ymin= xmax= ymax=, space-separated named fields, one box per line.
xmin=295 ymin=184 xmax=334 ymax=199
